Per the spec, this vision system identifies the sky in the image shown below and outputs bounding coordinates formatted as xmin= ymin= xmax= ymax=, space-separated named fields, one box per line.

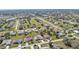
xmin=0 ymin=0 xmax=79 ymax=9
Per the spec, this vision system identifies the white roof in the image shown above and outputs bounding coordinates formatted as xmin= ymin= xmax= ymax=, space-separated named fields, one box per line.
xmin=74 ymin=30 xmax=79 ymax=33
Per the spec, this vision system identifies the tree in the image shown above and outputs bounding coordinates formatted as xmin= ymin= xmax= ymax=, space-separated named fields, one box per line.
xmin=63 ymin=37 xmax=79 ymax=48
xmin=63 ymin=37 xmax=72 ymax=47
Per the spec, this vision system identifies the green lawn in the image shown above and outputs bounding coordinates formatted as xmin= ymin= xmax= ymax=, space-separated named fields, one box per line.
xmin=31 ymin=19 xmax=42 ymax=28
xmin=11 ymin=35 xmax=26 ymax=40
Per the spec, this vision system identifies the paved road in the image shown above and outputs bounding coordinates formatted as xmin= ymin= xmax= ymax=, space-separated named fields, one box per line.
xmin=36 ymin=16 xmax=62 ymax=30
xmin=59 ymin=19 xmax=79 ymax=25
xmin=73 ymin=35 xmax=79 ymax=39
xmin=6 ymin=46 xmax=10 ymax=49
xmin=15 ymin=20 xmax=19 ymax=31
